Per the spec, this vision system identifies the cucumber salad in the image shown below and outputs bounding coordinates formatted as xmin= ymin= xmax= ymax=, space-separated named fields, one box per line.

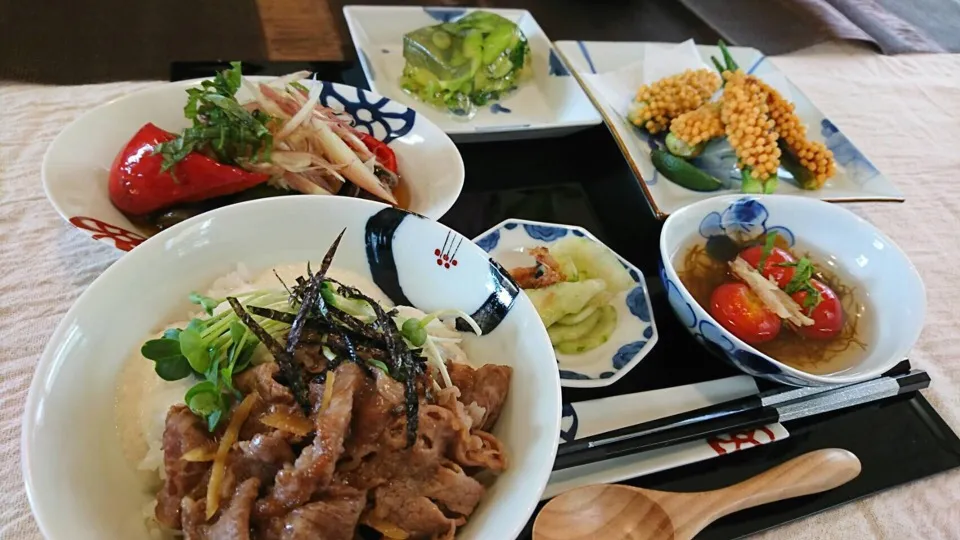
xmin=400 ymin=10 xmax=531 ymax=118
xmin=507 ymin=237 xmax=633 ymax=354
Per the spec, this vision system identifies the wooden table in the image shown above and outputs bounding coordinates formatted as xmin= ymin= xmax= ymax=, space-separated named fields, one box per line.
xmin=257 ymin=0 xmax=721 ymax=60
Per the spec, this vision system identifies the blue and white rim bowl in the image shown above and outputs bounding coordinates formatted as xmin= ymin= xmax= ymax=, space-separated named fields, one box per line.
xmin=42 ymin=76 xmax=465 ymax=252
xmin=659 ymin=195 xmax=925 ymax=387
xmin=23 ymin=197 xmax=560 ymax=540
xmin=474 ymin=219 xmax=658 ymax=388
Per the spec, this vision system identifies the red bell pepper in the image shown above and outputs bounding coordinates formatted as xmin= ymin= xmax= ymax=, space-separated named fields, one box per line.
xmin=356 ymin=131 xmax=398 ymax=174
xmin=108 ymin=123 xmax=270 ymax=215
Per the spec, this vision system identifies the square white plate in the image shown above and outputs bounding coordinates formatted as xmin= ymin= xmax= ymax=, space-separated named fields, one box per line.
xmin=554 ymin=40 xmax=905 ymax=218
xmin=343 ymin=6 xmax=601 ymax=142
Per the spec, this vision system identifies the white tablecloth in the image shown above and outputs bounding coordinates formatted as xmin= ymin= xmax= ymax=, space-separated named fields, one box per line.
xmin=2 ymin=42 xmax=960 ymax=538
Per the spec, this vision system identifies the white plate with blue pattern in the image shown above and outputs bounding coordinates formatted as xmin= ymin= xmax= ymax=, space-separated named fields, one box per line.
xmin=474 ymin=219 xmax=658 ymax=388
xmin=553 ymin=40 xmax=904 ymax=218
xmin=42 ymin=76 xmax=464 ymax=252
xmin=343 ymin=6 xmax=601 ymax=142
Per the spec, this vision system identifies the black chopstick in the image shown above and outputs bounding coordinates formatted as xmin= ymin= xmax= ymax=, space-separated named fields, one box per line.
xmin=553 ymin=366 xmax=927 ymax=471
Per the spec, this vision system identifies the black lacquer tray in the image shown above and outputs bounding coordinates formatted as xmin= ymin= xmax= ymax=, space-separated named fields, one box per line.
xmin=171 ymin=61 xmax=960 ymax=539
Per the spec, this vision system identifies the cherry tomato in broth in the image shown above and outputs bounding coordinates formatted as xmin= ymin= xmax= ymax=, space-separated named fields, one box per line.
xmin=791 ymin=279 xmax=844 ymax=340
xmin=710 ymin=283 xmax=782 ymax=344
xmin=739 ymin=246 xmax=796 ymax=289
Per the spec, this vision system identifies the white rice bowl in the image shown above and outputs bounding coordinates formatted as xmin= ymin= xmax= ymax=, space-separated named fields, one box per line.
xmin=24 ymin=197 xmax=561 ymax=540
xmin=116 ymin=262 xmax=479 ymax=536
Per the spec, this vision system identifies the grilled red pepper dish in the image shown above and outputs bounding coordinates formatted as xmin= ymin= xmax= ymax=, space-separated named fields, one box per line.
xmin=107 ymin=62 xmax=403 ymax=228
xmin=109 ymin=123 xmax=270 ymax=215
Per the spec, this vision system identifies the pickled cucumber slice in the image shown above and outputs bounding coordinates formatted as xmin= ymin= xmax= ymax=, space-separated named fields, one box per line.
xmin=555 ymin=305 xmax=618 ymax=354
xmin=550 ymin=237 xmax=634 ymax=294
xmin=556 ymin=291 xmax=612 ymax=325
xmin=547 ymin=308 xmax=602 ymax=345
xmin=555 ymin=254 xmax=578 ymax=282
xmin=557 ymin=305 xmax=597 ymax=326
xmin=525 ymin=278 xmax=606 ymax=327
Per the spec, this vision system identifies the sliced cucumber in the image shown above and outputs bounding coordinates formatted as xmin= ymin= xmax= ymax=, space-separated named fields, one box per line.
xmin=651 ymin=149 xmax=723 ymax=192
xmin=556 ymin=291 xmax=613 ymax=325
xmin=557 ymin=305 xmax=598 ymax=327
xmin=555 ymin=305 xmax=618 ymax=355
xmin=547 ymin=308 xmax=603 ymax=345
xmin=555 ymin=254 xmax=578 ymax=282
xmin=462 ymin=29 xmax=483 ymax=59
xmin=525 ymin=278 xmax=607 ymax=327
xmin=431 ymin=31 xmax=452 ymax=50
xmin=550 ymin=237 xmax=633 ymax=294
xmin=481 ymin=24 xmax=515 ymax=64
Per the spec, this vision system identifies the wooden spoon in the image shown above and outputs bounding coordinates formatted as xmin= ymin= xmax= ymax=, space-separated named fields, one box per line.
xmin=533 ymin=448 xmax=861 ymax=540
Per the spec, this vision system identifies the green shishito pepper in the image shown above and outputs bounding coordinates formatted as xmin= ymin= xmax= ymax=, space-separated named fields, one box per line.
xmin=400 ymin=11 xmax=531 ymax=117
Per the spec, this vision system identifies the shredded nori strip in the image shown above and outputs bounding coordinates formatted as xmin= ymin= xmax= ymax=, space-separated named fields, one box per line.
xmin=227 ymin=297 xmax=310 ymax=408
xmin=283 ymin=230 xmax=346 ymax=412
xmin=323 ymin=333 xmax=384 ymax=363
xmin=247 ymin=304 xmax=384 ymax=347
xmin=247 ymin=305 xmax=296 ymax=324
xmin=274 ymin=269 xmax=293 ymax=296
xmin=318 ymin=229 xmax=345 ymax=275
xmin=243 ymin=229 xmax=427 ymax=445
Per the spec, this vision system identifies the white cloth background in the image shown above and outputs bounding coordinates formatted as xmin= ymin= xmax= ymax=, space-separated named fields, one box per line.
xmin=2 ymin=42 xmax=959 ymax=538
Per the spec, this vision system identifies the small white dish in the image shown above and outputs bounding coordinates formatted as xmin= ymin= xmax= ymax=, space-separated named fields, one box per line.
xmin=659 ymin=195 xmax=925 ymax=386
xmin=23 ymin=196 xmax=560 ymax=540
xmin=42 ymin=76 xmax=464 ymax=252
xmin=554 ymin=40 xmax=905 ymax=218
xmin=343 ymin=5 xmax=601 ymax=142
xmin=474 ymin=219 xmax=658 ymax=388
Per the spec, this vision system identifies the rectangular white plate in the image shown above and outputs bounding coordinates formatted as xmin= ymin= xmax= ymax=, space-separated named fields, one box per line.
xmin=343 ymin=6 xmax=601 ymax=142
xmin=554 ymin=40 xmax=905 ymax=218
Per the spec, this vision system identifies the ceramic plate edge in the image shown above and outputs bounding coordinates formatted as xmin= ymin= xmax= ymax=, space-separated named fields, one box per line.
xmin=343 ymin=7 xmax=601 ymax=135
xmin=553 ymin=41 xmax=906 ymax=218
xmin=473 ymin=218 xmax=659 ymax=388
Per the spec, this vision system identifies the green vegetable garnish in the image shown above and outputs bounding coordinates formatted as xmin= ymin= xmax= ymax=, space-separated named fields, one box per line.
xmin=140 ymin=289 xmax=292 ymax=430
xmin=710 ymin=56 xmax=726 ymax=74
xmin=778 ymin=257 xmax=822 ymax=309
xmin=153 ymin=61 xmax=274 ymax=173
xmin=757 ymin=231 xmax=778 ymax=271
xmin=719 ymin=40 xmax=739 ymax=71
xmin=366 ymin=359 xmax=391 ymax=374
xmin=189 ymin=292 xmax=223 ymax=316
xmin=289 ymin=81 xmax=310 ymax=94
xmin=401 ymin=317 xmax=428 ymax=347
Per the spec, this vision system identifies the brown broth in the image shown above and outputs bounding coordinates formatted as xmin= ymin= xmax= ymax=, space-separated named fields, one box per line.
xmin=676 ymin=239 xmax=872 ymax=376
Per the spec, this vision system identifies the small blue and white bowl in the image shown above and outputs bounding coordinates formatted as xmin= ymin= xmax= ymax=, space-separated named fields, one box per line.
xmin=659 ymin=195 xmax=925 ymax=387
xmin=475 ymin=219 xmax=658 ymax=388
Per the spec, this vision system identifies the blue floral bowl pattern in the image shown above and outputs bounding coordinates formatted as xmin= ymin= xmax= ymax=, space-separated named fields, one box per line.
xmin=317 ymin=82 xmax=416 ymax=144
xmin=660 ymin=195 xmax=925 ymax=387
xmin=474 ymin=219 xmax=658 ymax=388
